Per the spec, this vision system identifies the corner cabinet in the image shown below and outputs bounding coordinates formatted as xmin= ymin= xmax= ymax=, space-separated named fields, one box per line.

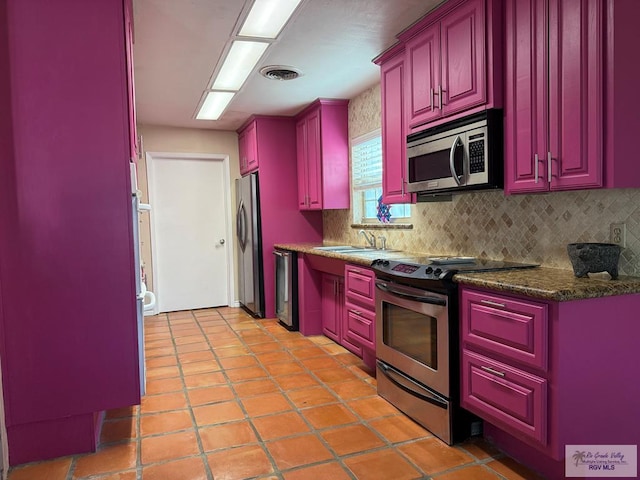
xmin=295 ymin=99 xmax=350 ymax=211
xmin=238 ymin=121 xmax=258 ymax=175
xmin=376 ymin=45 xmax=415 ymax=204
xmin=504 ymin=0 xmax=603 ymax=193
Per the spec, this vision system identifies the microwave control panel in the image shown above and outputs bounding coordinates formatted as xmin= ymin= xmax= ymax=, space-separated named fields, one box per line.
xmin=468 ymin=135 xmax=485 ymax=174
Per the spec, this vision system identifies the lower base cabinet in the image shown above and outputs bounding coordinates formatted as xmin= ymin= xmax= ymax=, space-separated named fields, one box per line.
xmin=460 ymin=285 xmax=640 ymax=479
xmin=321 ymin=274 xmax=362 ymax=356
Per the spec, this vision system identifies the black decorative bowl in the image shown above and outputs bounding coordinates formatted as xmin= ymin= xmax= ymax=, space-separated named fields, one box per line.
xmin=567 ymin=243 xmax=621 ymax=279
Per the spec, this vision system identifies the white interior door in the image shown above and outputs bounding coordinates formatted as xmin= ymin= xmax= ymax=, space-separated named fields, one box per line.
xmin=148 ymin=153 xmax=231 ymax=313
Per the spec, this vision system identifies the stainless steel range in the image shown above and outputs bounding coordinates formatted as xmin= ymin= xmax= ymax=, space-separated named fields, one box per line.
xmin=371 ymin=256 xmax=537 ymax=445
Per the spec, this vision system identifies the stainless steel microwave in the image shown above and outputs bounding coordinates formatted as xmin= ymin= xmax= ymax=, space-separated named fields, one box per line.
xmin=406 ymin=110 xmax=503 ymax=196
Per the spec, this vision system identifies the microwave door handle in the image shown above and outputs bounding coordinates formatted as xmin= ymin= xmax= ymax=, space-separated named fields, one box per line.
xmin=449 ymin=135 xmax=463 ymax=186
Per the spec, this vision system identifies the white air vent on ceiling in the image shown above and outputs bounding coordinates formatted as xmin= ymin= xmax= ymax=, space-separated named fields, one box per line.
xmin=259 ymin=65 xmax=302 ymax=81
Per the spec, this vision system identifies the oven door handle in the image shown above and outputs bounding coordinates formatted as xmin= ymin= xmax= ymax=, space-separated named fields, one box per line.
xmin=377 ymin=361 xmax=448 ymax=410
xmin=376 ymin=283 xmax=447 ymax=306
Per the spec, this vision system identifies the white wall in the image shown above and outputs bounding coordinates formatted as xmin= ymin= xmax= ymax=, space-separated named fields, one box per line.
xmin=136 ymin=124 xmax=240 ymax=296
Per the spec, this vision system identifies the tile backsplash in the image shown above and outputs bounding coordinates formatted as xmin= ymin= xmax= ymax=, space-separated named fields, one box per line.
xmin=325 ymin=84 xmax=640 ymax=277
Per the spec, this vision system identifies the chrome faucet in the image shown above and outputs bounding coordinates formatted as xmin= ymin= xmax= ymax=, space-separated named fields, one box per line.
xmin=358 ymin=229 xmax=376 ymax=248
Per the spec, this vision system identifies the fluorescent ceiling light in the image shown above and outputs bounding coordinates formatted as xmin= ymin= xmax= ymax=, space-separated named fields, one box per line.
xmin=239 ymin=0 xmax=303 ymax=39
xmin=196 ymin=91 xmax=235 ymax=120
xmin=212 ymin=41 xmax=269 ymax=90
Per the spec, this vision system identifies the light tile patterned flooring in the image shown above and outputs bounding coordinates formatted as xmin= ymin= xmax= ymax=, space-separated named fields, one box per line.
xmin=8 ymin=308 xmax=545 ymax=480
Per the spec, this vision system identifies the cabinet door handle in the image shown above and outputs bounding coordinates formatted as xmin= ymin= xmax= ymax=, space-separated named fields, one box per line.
xmin=438 ymin=85 xmax=443 ymax=109
xmin=480 ymin=299 xmax=506 ymax=308
xmin=350 ymin=269 xmax=362 ymax=274
xmin=430 ymin=87 xmax=434 ymax=110
xmin=534 ymin=153 xmax=539 ymax=183
xmin=481 ymin=366 xmax=506 ymax=378
xmin=350 ymin=309 xmax=363 ymax=316
xmin=547 ymin=151 xmax=552 ymax=183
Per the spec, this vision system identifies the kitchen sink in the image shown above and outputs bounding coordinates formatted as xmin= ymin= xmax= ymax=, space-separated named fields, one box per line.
xmin=313 ymin=245 xmax=363 ymax=252
xmin=313 ymin=245 xmax=403 ymax=256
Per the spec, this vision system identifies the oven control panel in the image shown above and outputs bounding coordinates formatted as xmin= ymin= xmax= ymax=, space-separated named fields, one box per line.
xmin=391 ymin=263 xmax=419 ymax=274
xmin=371 ymin=259 xmax=451 ymax=281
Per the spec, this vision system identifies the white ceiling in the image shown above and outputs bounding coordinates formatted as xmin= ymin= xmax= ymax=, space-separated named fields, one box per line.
xmin=132 ymin=0 xmax=445 ymax=131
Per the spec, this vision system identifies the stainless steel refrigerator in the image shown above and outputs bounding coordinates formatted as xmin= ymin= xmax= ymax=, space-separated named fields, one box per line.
xmin=236 ymin=173 xmax=264 ymax=317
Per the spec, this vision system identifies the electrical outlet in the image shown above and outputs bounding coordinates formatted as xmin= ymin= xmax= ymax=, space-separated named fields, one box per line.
xmin=610 ymin=223 xmax=626 ymax=247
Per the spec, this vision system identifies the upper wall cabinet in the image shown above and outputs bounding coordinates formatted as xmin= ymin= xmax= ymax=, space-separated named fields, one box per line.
xmin=504 ymin=0 xmax=603 ymax=194
xmin=238 ymin=120 xmax=258 ymax=175
xmin=295 ymin=99 xmax=350 ymax=211
xmin=376 ymin=45 xmax=415 ymax=204
xmin=505 ymin=0 xmax=640 ymax=193
xmin=398 ymin=0 xmax=503 ymax=134
xmin=374 ymin=0 xmax=501 ymax=202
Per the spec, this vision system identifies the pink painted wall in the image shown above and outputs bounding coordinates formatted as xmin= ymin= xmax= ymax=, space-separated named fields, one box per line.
xmin=0 ymin=0 xmax=140 ymax=464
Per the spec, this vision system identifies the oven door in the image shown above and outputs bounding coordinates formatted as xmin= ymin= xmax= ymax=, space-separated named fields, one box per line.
xmin=375 ymin=279 xmax=450 ymax=397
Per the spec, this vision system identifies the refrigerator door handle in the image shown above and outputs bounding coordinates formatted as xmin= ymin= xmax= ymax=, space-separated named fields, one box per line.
xmin=241 ymin=203 xmax=249 ymax=250
xmin=236 ymin=199 xmax=246 ymax=252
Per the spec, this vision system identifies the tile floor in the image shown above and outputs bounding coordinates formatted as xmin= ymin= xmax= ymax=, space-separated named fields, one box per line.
xmin=8 ymin=308 xmax=545 ymax=480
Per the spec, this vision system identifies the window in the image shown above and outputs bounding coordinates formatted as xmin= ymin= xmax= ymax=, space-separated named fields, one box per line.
xmin=351 ymin=130 xmax=411 ymax=223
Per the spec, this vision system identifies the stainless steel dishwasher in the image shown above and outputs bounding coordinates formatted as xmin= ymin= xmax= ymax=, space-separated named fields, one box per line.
xmin=273 ymin=248 xmax=298 ymax=331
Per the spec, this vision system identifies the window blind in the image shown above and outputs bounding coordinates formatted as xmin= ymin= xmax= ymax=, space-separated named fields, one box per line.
xmin=351 ymin=135 xmax=382 ymax=191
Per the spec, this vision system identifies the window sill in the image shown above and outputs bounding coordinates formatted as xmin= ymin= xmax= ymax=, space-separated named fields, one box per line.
xmin=350 ymin=223 xmax=413 ymax=230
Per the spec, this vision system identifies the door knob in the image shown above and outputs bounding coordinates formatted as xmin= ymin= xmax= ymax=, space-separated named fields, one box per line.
xmin=219 ymin=239 xmax=225 ymax=245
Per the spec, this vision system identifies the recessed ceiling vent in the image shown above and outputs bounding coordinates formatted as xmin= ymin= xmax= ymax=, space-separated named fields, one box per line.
xmin=260 ymin=65 xmax=302 ymax=81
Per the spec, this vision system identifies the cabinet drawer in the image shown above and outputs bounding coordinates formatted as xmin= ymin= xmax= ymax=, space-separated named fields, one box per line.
xmin=345 ymin=264 xmax=375 ymax=307
xmin=462 ymin=350 xmax=547 ymax=445
xmin=344 ymin=301 xmax=375 ymax=350
xmin=461 ymin=289 xmax=548 ymax=371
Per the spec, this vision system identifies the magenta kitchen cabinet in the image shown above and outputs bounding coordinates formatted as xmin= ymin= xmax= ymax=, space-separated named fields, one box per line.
xmin=462 ymin=350 xmax=548 ymax=445
xmin=321 ymin=274 xmax=362 ymax=357
xmin=238 ymin=120 xmax=258 ymax=175
xmin=295 ymin=99 xmax=349 ymax=211
xmin=504 ymin=0 xmax=604 ymax=194
xmin=296 ymin=109 xmax=322 ymax=210
xmin=0 ymin=0 xmax=141 ymax=464
xmin=404 ymin=22 xmax=441 ymax=128
xmin=375 ymin=45 xmax=415 ymax=204
xmin=460 ymin=285 xmax=640 ymax=479
xmin=399 ymin=0 xmax=503 ymax=133
xmin=344 ymin=264 xmax=376 ymax=364
xmin=461 ymin=289 xmax=548 ymax=371
xmin=461 ymin=289 xmax=549 ymax=445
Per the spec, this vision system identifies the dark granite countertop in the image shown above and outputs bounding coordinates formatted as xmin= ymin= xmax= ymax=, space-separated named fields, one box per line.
xmin=274 ymin=243 xmax=640 ymax=301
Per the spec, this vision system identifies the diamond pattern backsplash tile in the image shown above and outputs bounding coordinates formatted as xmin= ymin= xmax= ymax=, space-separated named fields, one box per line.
xmin=326 ymin=83 xmax=640 ymax=278
xmin=324 ymin=188 xmax=640 ymax=277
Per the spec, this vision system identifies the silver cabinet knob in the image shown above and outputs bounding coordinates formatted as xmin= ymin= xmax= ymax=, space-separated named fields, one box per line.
xmin=219 ymin=239 xmax=225 ymax=245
